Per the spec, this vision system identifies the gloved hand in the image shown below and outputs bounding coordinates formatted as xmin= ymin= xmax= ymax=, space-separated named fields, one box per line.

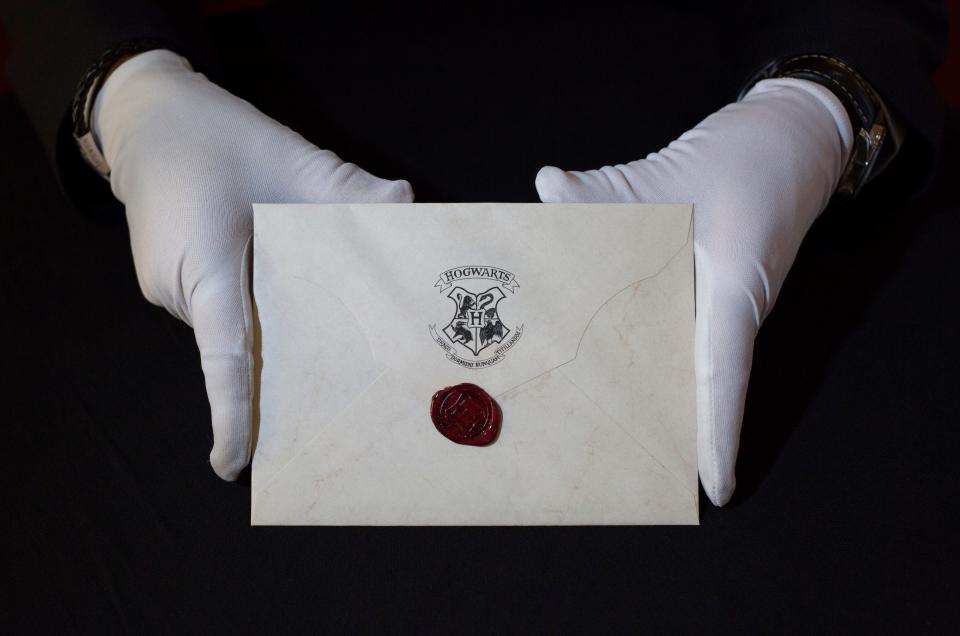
xmin=94 ymin=49 xmax=413 ymax=480
xmin=535 ymin=78 xmax=853 ymax=505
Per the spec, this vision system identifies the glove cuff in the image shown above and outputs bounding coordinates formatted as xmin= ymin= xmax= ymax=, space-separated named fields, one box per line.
xmin=738 ymin=53 xmax=904 ymax=198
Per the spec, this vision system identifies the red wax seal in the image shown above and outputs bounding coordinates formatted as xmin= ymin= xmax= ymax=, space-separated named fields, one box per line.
xmin=430 ymin=383 xmax=501 ymax=446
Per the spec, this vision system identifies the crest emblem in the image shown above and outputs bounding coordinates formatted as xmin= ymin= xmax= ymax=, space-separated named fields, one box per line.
xmin=429 ymin=265 xmax=524 ymax=368
xmin=442 ymin=286 xmax=509 ymax=356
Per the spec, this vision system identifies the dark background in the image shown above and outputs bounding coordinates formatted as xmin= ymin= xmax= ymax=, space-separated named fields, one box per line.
xmin=2 ymin=3 xmax=959 ymax=633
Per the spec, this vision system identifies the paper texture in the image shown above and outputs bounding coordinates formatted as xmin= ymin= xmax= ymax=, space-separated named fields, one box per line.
xmin=251 ymin=203 xmax=697 ymax=525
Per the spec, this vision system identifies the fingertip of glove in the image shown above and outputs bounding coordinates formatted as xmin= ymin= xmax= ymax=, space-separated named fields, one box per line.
xmin=702 ymin=473 xmax=736 ymax=507
xmin=698 ymin=416 xmax=739 ymax=508
xmin=534 ymin=165 xmax=568 ymax=202
xmin=391 ymin=178 xmax=415 ymax=204
xmin=210 ymin=446 xmax=249 ymax=482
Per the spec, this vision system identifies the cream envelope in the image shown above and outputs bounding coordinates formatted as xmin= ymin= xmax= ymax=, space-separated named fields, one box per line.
xmin=251 ymin=203 xmax=697 ymax=525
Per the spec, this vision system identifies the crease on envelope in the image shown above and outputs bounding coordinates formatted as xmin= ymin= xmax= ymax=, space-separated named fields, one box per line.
xmin=254 ymin=271 xmax=422 ymax=497
xmin=252 ymin=366 xmax=388 ymax=506
xmin=551 ymin=372 xmax=696 ymax=511
xmin=560 ymin=373 xmax=694 ymax=504
xmin=254 ymin=366 xmax=446 ymax=516
xmin=291 ymin=273 xmax=378 ymax=363
xmin=251 ymin=239 xmax=384 ymax=486
xmin=492 ymin=218 xmax=691 ymax=399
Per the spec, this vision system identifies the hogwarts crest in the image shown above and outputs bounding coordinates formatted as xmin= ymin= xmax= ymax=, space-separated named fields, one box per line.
xmin=429 ymin=265 xmax=524 ymax=369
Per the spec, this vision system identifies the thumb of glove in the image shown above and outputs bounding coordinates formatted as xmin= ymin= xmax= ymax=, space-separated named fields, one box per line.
xmin=695 ymin=247 xmax=762 ymax=507
xmin=190 ymin=239 xmax=255 ymax=481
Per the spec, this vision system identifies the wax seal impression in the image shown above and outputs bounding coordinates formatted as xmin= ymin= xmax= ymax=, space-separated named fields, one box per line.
xmin=430 ymin=383 xmax=501 ymax=446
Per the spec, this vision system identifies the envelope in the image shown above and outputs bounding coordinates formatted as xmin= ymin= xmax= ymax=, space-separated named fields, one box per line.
xmin=251 ymin=203 xmax=697 ymax=525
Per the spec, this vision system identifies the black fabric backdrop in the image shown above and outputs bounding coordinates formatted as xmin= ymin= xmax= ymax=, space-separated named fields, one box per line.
xmin=3 ymin=6 xmax=959 ymax=633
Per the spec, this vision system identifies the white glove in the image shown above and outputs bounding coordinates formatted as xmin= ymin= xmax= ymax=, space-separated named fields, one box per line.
xmin=535 ymin=78 xmax=853 ymax=505
xmin=94 ymin=49 xmax=413 ymax=480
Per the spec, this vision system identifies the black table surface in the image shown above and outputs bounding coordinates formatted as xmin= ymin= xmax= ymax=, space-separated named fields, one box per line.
xmin=3 ymin=39 xmax=959 ymax=636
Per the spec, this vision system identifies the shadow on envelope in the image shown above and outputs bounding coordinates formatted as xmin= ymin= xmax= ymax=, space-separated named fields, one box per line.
xmin=250 ymin=203 xmax=696 ymax=525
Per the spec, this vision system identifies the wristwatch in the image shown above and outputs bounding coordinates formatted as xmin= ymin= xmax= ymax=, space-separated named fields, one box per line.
xmin=738 ymin=53 xmax=904 ymax=197
xmin=71 ymin=38 xmax=177 ymax=179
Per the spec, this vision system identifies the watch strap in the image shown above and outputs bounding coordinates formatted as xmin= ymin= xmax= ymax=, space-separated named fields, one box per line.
xmin=738 ymin=53 xmax=904 ymax=197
